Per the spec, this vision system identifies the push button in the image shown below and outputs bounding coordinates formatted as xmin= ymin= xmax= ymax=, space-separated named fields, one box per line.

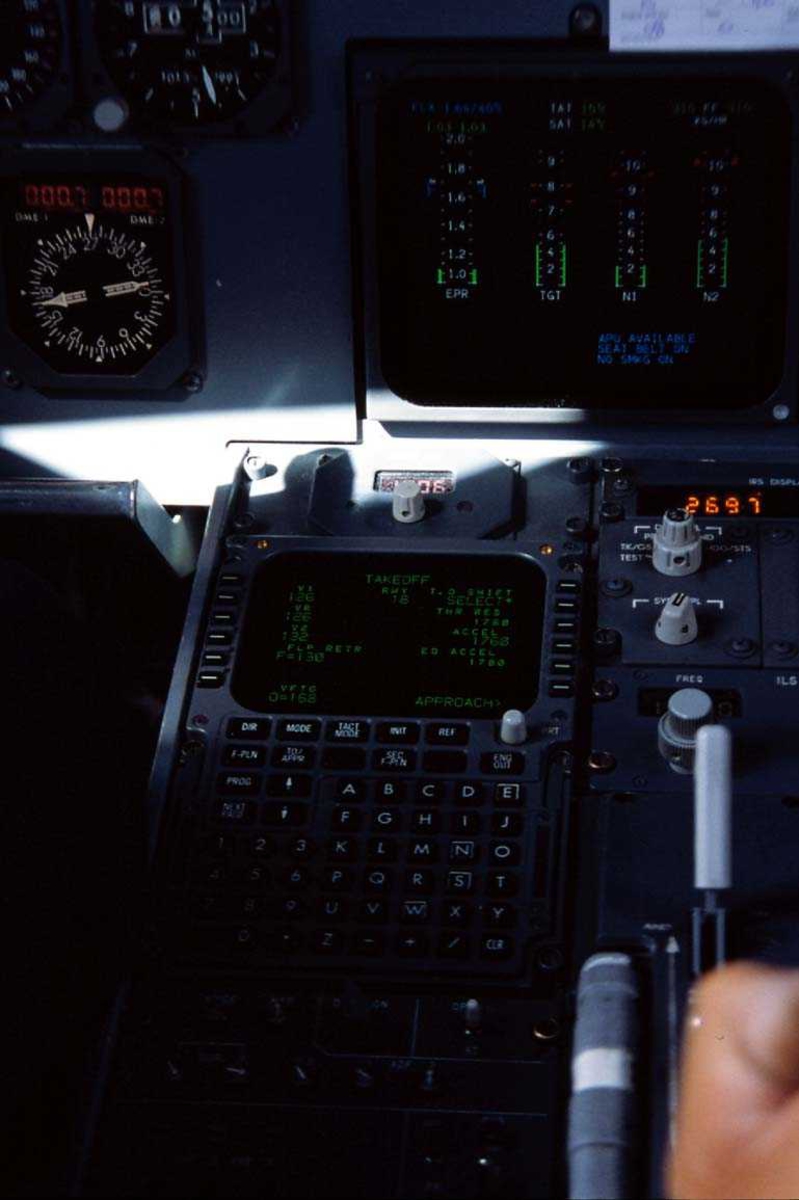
xmin=426 ymin=723 xmax=469 ymax=746
xmin=326 ymin=720 xmax=369 ymax=742
xmin=276 ymin=719 xmax=321 ymax=741
xmin=223 ymin=745 xmax=265 ymax=767
xmin=376 ymin=722 xmax=420 ymax=744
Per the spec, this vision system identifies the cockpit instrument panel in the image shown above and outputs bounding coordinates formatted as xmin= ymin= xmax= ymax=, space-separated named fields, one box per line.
xmin=356 ymin=54 xmax=797 ymax=419
xmin=0 ymin=150 xmax=200 ymax=396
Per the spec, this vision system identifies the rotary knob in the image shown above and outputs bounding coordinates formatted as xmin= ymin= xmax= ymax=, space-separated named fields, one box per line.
xmin=658 ymin=687 xmax=714 ymax=773
xmin=651 ymin=508 xmax=703 ymax=577
xmin=392 ymin=480 xmax=426 ymax=524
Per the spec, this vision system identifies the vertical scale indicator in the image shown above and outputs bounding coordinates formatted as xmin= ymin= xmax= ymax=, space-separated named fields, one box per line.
xmin=530 ymin=149 xmax=572 ymax=302
xmin=694 ymin=151 xmax=737 ymax=299
xmin=613 ymin=151 xmax=652 ymax=298
xmin=426 ymin=117 xmax=488 ymax=301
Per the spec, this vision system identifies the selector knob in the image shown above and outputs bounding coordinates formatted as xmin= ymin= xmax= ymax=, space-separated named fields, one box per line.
xmin=655 ymin=592 xmax=698 ymax=646
xmin=658 ymin=688 xmax=714 ymax=773
xmin=651 ymin=508 xmax=703 ymax=577
xmin=392 ymin=480 xmax=426 ymax=524
xmin=499 ymin=709 xmax=527 ymax=745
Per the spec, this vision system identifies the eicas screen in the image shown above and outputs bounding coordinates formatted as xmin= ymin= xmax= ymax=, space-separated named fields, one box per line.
xmin=232 ymin=551 xmax=545 ymax=716
xmin=375 ymin=74 xmax=790 ymax=410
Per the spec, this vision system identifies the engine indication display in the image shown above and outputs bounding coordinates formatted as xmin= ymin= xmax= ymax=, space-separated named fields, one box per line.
xmin=3 ymin=177 xmax=176 ymax=376
xmin=375 ymin=72 xmax=790 ymax=410
xmin=94 ymin=0 xmax=283 ymax=127
xmin=0 ymin=0 xmax=62 ymax=117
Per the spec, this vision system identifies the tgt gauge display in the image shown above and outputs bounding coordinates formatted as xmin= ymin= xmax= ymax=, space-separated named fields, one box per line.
xmin=0 ymin=0 xmax=62 ymax=116
xmin=94 ymin=0 xmax=282 ymax=126
xmin=3 ymin=177 xmax=176 ymax=375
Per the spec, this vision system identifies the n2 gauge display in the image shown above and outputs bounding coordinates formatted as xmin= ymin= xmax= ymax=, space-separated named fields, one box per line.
xmin=92 ymin=0 xmax=289 ymax=132
xmin=0 ymin=156 xmax=197 ymax=395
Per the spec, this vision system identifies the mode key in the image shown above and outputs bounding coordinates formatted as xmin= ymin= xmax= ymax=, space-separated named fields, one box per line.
xmin=277 ymin=719 xmax=321 ymax=741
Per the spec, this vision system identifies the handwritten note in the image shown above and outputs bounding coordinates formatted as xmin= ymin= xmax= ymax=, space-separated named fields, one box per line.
xmin=611 ymin=0 xmax=799 ymax=50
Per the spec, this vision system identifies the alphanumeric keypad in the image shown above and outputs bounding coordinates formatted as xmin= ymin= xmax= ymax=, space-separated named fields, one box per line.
xmin=182 ymin=717 xmax=541 ymax=975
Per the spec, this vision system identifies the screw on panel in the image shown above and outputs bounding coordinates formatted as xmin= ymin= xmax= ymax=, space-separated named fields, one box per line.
xmin=600 ymin=457 xmax=624 ymax=476
xmin=593 ymin=627 xmax=621 ymax=655
xmin=233 ymin=513 xmax=255 ymax=530
xmin=600 ymin=577 xmax=632 ymax=598
xmin=532 ymin=1018 xmax=561 ymax=1042
xmin=569 ymin=4 xmax=602 ymax=35
xmin=535 ymin=947 xmax=564 ymax=971
xmin=592 ymin=679 xmax=619 ymax=701
xmin=2 ymin=369 xmax=22 ymax=389
xmin=768 ymin=640 xmax=797 ymax=659
xmin=766 ymin=528 xmax=794 ymax=544
xmin=567 ymin=457 xmax=593 ymax=484
xmin=612 ymin=475 xmax=634 ymax=495
xmin=725 ymin=636 xmax=757 ymax=658
xmin=565 ymin=516 xmax=589 ymax=539
xmin=599 ymin=501 xmax=624 ymax=522
xmin=588 ymin=750 xmax=617 ymax=773
xmin=181 ymin=371 xmax=204 ymax=393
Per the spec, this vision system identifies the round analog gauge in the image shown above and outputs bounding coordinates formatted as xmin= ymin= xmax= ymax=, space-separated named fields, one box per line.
xmin=0 ymin=0 xmax=62 ymax=116
xmin=5 ymin=180 xmax=176 ymax=376
xmin=94 ymin=0 xmax=282 ymax=125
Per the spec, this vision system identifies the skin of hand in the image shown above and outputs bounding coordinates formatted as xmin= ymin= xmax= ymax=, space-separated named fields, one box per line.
xmin=669 ymin=962 xmax=799 ymax=1199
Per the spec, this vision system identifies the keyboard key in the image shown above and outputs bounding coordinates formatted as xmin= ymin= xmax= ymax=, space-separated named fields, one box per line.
xmin=262 ymin=930 xmax=302 ymax=955
xmin=374 ymin=779 xmax=406 ymax=803
xmin=321 ymin=867 xmax=354 ymax=891
xmin=223 ymin=745 xmax=265 ymax=767
xmin=480 ymin=934 xmax=514 ymax=960
xmin=442 ymin=900 xmax=474 ymax=926
xmin=334 ymin=778 xmax=367 ymax=802
xmin=404 ymin=868 xmax=435 ymax=894
xmin=326 ymin=720 xmax=369 ymax=742
xmin=212 ymin=800 xmax=255 ymax=825
xmin=372 ymin=748 xmax=416 ymax=772
xmin=489 ymin=841 xmax=521 ymax=865
xmin=422 ymin=751 xmax=468 ymax=774
xmin=266 ymin=774 xmax=312 ymax=798
xmin=486 ymin=872 xmax=519 ymax=897
xmin=454 ymin=782 xmax=483 ymax=806
xmin=484 ymin=903 xmax=518 ymax=928
xmin=446 ymin=870 xmax=475 ymax=894
xmin=437 ymin=932 xmax=470 ymax=959
xmin=411 ymin=810 xmax=440 ymax=834
xmin=287 ymin=836 xmax=314 ymax=859
xmin=272 ymin=744 xmax=316 ymax=769
xmin=191 ymin=861 xmax=229 ymax=886
xmin=331 ymin=807 xmax=362 ymax=831
xmin=227 ymin=718 xmax=271 ymax=740
xmin=363 ymin=868 xmax=393 ymax=894
xmin=322 ymin=746 xmax=366 ymax=770
xmin=358 ymin=899 xmax=389 ymax=923
xmin=426 ymin=723 xmax=469 ymax=746
xmin=271 ymin=896 xmax=306 ymax=919
xmin=376 ymin=722 xmax=420 ymax=744
xmin=367 ymin=838 xmax=398 ymax=862
xmin=480 ymin=752 xmax=525 ymax=776
xmin=198 ymin=671 xmax=224 ymax=688
xmin=193 ymin=892 xmax=227 ymax=920
xmin=327 ymin=837 xmax=357 ymax=861
xmin=352 ymin=932 xmax=385 ymax=956
xmin=491 ymin=813 xmax=524 ymax=836
xmin=199 ymin=833 xmax=238 ymax=858
xmin=311 ymin=929 xmax=345 ymax=954
xmin=400 ymin=899 xmax=431 ymax=924
xmin=493 ymin=783 xmax=525 ymax=806
xmin=237 ymin=895 xmax=264 ymax=920
xmin=276 ymin=719 xmax=321 ymax=741
xmin=262 ymin=802 xmax=309 ymax=828
xmin=397 ymin=932 xmax=429 ymax=956
xmin=372 ymin=809 xmax=402 ymax=833
xmin=282 ymin=868 xmax=311 ymax=891
xmin=317 ymin=898 xmax=349 ymax=921
xmin=240 ymin=863 xmax=270 ymax=888
xmin=416 ymin=780 xmax=447 ymax=803
xmin=247 ymin=834 xmax=274 ymax=858
xmin=449 ymin=840 xmax=477 ymax=863
xmin=408 ymin=840 xmax=438 ymax=862
xmin=217 ymin=771 xmax=261 ymax=795
xmin=451 ymin=812 xmax=481 ymax=835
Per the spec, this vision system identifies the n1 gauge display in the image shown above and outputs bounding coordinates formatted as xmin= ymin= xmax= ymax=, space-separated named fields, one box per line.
xmin=93 ymin=0 xmax=284 ymax=127
xmin=3 ymin=176 xmax=176 ymax=377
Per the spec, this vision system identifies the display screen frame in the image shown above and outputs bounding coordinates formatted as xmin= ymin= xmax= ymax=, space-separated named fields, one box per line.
xmin=350 ymin=45 xmax=799 ymax=427
xmin=231 ymin=547 xmax=547 ymax=718
xmin=0 ymin=147 xmax=203 ymax=398
xmin=637 ymin=484 xmax=799 ymax=518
